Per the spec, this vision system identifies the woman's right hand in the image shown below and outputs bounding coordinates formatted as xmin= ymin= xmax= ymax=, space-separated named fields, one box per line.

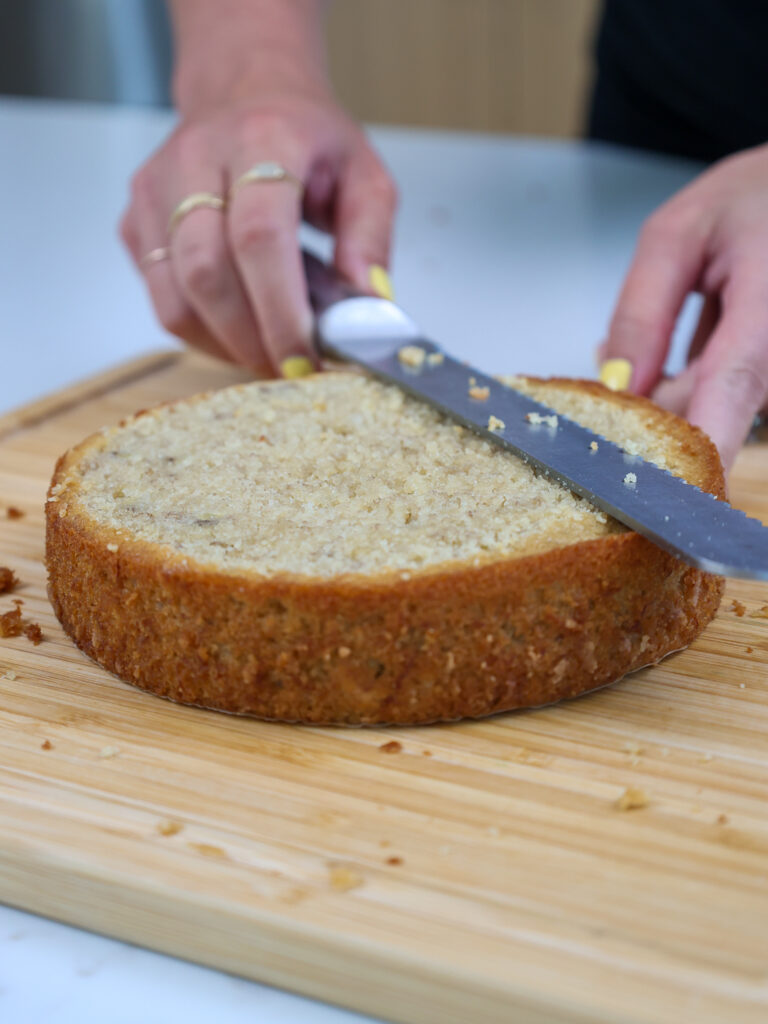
xmin=120 ymin=3 xmax=397 ymax=377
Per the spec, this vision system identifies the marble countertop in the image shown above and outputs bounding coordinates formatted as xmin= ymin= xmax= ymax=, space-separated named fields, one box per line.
xmin=0 ymin=96 xmax=703 ymax=1024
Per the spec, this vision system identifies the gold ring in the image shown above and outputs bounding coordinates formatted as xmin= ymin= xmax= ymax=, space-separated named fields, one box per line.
xmin=139 ymin=246 xmax=171 ymax=270
xmin=168 ymin=191 xmax=226 ymax=235
xmin=229 ymin=161 xmax=303 ymax=201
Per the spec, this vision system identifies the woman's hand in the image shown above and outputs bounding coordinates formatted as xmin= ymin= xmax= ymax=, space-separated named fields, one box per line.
xmin=120 ymin=0 xmax=397 ymax=377
xmin=599 ymin=143 xmax=768 ymax=470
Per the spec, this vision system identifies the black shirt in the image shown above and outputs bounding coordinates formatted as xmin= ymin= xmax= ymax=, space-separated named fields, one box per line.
xmin=588 ymin=0 xmax=768 ymax=162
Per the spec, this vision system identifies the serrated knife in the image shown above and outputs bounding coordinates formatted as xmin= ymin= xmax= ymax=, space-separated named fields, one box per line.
xmin=304 ymin=251 xmax=768 ymax=580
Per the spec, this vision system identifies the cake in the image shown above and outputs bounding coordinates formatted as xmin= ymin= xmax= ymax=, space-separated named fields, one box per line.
xmin=45 ymin=373 xmax=725 ymax=725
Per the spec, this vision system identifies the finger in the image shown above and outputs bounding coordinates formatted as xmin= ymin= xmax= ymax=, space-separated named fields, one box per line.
xmin=687 ymin=275 xmax=768 ymax=469
xmin=171 ymin=207 xmax=272 ymax=376
xmin=687 ymin=293 xmax=721 ymax=363
xmin=651 ymin=362 xmax=700 ymax=418
xmin=122 ymin=177 xmax=228 ymax=362
xmin=227 ymin=164 xmax=316 ymax=376
xmin=333 ymin=146 xmax=398 ymax=292
xmin=601 ymin=201 xmax=710 ymax=395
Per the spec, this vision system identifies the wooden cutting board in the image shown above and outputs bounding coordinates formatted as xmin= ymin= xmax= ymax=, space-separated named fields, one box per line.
xmin=1 ymin=350 xmax=767 ymax=1024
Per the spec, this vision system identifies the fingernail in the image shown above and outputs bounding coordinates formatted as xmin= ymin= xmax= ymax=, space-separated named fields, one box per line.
xmin=599 ymin=358 xmax=633 ymax=392
xmin=369 ymin=264 xmax=394 ymax=301
xmin=280 ymin=356 xmax=314 ymax=379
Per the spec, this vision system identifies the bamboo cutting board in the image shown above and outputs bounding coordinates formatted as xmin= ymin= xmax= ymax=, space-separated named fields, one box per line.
xmin=1 ymin=350 xmax=767 ymax=1024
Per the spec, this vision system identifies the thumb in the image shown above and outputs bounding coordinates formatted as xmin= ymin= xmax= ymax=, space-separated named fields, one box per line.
xmin=333 ymin=146 xmax=398 ymax=293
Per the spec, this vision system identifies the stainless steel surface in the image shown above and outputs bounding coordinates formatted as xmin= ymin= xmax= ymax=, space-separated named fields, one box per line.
xmin=305 ymin=252 xmax=768 ymax=580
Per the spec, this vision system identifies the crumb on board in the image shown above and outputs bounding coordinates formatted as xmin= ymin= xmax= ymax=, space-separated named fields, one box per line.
xmin=487 ymin=415 xmax=505 ymax=432
xmin=590 ymin=441 xmax=599 ymax=452
xmin=422 ymin=749 xmax=432 ymax=756
xmin=188 ymin=842 xmax=228 ymax=859
xmin=157 ymin=820 xmax=183 ymax=837
xmin=328 ymin=864 xmax=364 ymax=892
xmin=386 ymin=856 xmax=403 ymax=866
xmin=616 ymin=786 xmax=649 ymax=811
xmin=623 ymin=472 xmax=638 ymax=486
xmin=526 ymin=412 xmax=558 ymax=428
xmin=6 ymin=507 xmax=24 ymax=520
xmin=98 ymin=745 xmax=120 ymax=759
xmin=1 ymin=668 xmax=18 ymax=680
xmin=731 ymin=600 xmax=746 ymax=617
xmin=746 ymin=646 xmax=754 ymax=654
xmin=716 ymin=813 xmax=729 ymax=825
xmin=0 ymin=601 xmax=44 ymax=644
xmin=397 ymin=345 xmax=427 ymax=368
xmin=739 ymin=682 xmax=746 ymax=689
xmin=426 ymin=352 xmax=444 ymax=366
xmin=24 ymin=622 xmax=43 ymax=645
xmin=379 ymin=740 xmax=402 ymax=754
xmin=0 ymin=567 xmax=18 ymax=594
xmin=41 ymin=739 xmax=52 ymax=751
xmin=469 ymin=385 xmax=490 ymax=401
xmin=748 ymin=604 xmax=768 ymax=619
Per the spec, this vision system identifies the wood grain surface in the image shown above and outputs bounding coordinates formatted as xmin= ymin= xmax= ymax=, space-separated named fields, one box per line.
xmin=0 ymin=350 xmax=767 ymax=1024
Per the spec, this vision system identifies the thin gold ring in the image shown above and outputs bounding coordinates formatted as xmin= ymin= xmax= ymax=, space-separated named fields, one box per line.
xmin=139 ymin=246 xmax=171 ymax=270
xmin=168 ymin=191 xmax=226 ymax=235
xmin=229 ymin=161 xmax=303 ymax=201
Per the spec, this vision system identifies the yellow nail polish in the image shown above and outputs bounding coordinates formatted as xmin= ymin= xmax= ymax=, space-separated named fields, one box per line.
xmin=369 ymin=264 xmax=394 ymax=301
xmin=599 ymin=357 xmax=633 ymax=392
xmin=280 ymin=356 xmax=314 ymax=379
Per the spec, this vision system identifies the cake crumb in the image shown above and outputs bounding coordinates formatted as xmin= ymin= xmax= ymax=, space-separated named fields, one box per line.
xmin=526 ymin=412 xmax=558 ymax=429
xmin=188 ymin=842 xmax=227 ymax=859
xmin=41 ymin=739 xmax=52 ymax=751
xmin=623 ymin=472 xmax=637 ymax=486
xmin=426 ymin=352 xmax=444 ymax=366
xmin=589 ymin=441 xmax=599 ymax=452
xmin=616 ymin=786 xmax=649 ymax=811
xmin=486 ymin=826 xmax=500 ymax=837
xmin=0 ymin=567 xmax=18 ymax=594
xmin=337 ymin=645 xmax=351 ymax=658
xmin=730 ymin=600 xmax=746 ymax=617
xmin=328 ymin=864 xmax=364 ymax=892
xmin=716 ymin=813 xmax=729 ymax=825
xmin=379 ymin=740 xmax=402 ymax=754
xmin=98 ymin=745 xmax=120 ymax=759
xmin=106 ymin=543 xmax=119 ymax=553
xmin=422 ymin=749 xmax=432 ymax=757
xmin=0 ymin=605 xmax=23 ymax=638
xmin=748 ymin=604 xmax=768 ymax=619
xmin=2 ymin=669 xmax=17 ymax=680
xmin=23 ymin=622 xmax=43 ymax=645
xmin=746 ymin=646 xmax=754 ymax=654
xmin=469 ymin=385 xmax=490 ymax=401
xmin=487 ymin=415 xmax=505 ymax=432
xmin=157 ymin=819 xmax=183 ymax=837
xmin=397 ymin=345 xmax=427 ymax=369
xmin=739 ymin=682 xmax=746 ymax=689
xmin=386 ymin=856 xmax=403 ymax=866
xmin=6 ymin=507 xmax=24 ymax=520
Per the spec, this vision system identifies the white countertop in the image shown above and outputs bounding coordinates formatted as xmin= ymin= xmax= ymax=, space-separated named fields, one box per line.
xmin=0 ymin=97 xmax=703 ymax=1024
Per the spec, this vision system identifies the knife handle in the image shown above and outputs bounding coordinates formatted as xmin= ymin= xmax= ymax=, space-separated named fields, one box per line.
xmin=303 ymin=249 xmax=423 ymax=356
xmin=302 ymin=249 xmax=362 ymax=317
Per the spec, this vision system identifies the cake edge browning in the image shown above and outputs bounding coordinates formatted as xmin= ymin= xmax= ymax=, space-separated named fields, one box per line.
xmin=45 ymin=377 xmax=726 ymax=726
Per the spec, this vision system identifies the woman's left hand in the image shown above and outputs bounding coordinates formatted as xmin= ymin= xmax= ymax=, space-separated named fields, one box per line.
xmin=599 ymin=143 xmax=768 ymax=470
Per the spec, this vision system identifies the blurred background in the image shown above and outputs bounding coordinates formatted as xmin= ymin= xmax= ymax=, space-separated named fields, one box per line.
xmin=0 ymin=0 xmax=600 ymax=136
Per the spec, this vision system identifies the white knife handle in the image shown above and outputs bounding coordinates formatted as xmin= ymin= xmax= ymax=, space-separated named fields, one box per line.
xmin=303 ymin=250 xmax=422 ymax=355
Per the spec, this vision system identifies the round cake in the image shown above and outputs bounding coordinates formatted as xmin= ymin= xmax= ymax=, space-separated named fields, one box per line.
xmin=46 ymin=373 xmax=725 ymax=725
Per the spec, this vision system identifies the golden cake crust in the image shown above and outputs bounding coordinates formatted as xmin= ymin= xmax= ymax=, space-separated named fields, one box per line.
xmin=45 ymin=377 xmax=726 ymax=726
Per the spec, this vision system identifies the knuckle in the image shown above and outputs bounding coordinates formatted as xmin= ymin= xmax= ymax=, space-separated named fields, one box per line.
xmin=641 ymin=199 xmax=704 ymax=248
xmin=229 ymin=210 xmax=284 ymax=254
xmin=717 ymin=359 xmax=768 ymax=406
xmin=175 ymin=241 xmax=228 ymax=302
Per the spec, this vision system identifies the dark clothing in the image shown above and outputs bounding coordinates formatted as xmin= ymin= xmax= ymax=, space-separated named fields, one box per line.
xmin=588 ymin=0 xmax=768 ymax=162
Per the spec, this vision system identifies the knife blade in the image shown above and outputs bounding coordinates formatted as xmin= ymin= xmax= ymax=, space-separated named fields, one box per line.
xmin=304 ymin=251 xmax=768 ymax=580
